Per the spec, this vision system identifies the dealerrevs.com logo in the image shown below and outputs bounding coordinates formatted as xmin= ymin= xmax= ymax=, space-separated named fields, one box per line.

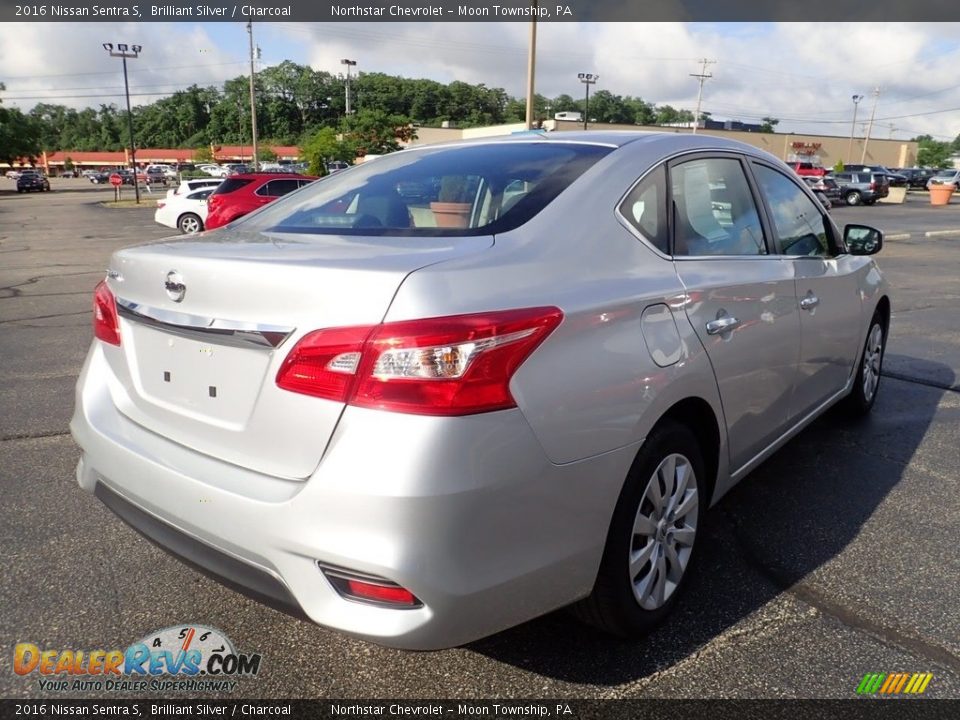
xmin=14 ymin=624 xmax=261 ymax=693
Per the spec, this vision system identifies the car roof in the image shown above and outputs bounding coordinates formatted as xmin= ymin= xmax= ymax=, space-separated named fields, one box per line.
xmin=228 ymin=172 xmax=316 ymax=180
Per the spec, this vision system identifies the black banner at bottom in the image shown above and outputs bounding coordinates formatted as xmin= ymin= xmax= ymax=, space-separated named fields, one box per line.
xmin=2 ymin=699 xmax=960 ymax=720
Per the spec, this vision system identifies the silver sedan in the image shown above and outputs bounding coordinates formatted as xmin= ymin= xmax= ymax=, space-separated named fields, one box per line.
xmin=71 ymin=132 xmax=889 ymax=649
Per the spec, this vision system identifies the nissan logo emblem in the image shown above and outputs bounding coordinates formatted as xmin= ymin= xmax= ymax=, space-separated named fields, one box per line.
xmin=165 ymin=270 xmax=186 ymax=303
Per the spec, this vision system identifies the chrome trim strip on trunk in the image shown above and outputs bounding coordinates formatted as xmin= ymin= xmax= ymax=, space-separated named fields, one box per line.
xmin=115 ymin=297 xmax=295 ymax=349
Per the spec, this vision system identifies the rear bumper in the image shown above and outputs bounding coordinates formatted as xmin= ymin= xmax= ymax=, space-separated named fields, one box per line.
xmin=71 ymin=342 xmax=636 ymax=649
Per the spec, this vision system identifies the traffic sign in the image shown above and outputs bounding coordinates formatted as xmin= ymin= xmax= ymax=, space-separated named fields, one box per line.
xmin=109 ymin=173 xmax=122 ymax=187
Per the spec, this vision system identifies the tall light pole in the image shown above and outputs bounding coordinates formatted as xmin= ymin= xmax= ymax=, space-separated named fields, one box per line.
xmin=103 ymin=42 xmax=142 ymax=204
xmin=525 ymin=2 xmax=538 ymax=130
xmin=861 ymin=87 xmax=881 ymax=164
xmin=247 ymin=21 xmax=259 ymax=171
xmin=341 ymin=59 xmax=357 ymax=115
xmin=847 ymin=94 xmax=863 ymax=163
xmin=578 ymin=72 xmax=597 ymax=131
xmin=690 ymin=58 xmax=715 ymax=135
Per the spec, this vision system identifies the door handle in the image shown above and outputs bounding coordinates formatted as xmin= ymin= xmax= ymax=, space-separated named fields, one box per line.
xmin=800 ymin=294 xmax=820 ymax=311
xmin=706 ymin=316 xmax=741 ymax=335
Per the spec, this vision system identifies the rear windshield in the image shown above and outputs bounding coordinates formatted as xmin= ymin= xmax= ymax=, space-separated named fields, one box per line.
xmin=239 ymin=142 xmax=612 ymax=237
xmin=213 ymin=178 xmax=254 ymax=195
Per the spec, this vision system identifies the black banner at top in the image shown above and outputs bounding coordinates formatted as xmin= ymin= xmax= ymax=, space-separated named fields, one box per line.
xmin=2 ymin=0 xmax=960 ymax=22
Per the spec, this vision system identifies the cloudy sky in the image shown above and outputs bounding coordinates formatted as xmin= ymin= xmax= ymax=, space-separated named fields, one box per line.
xmin=2 ymin=21 xmax=960 ymax=140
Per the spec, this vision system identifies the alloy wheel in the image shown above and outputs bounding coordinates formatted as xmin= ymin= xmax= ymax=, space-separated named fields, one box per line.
xmin=629 ymin=453 xmax=699 ymax=610
xmin=862 ymin=323 xmax=884 ymax=402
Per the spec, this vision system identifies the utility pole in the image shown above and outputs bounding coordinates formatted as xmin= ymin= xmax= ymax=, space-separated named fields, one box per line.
xmin=847 ymin=94 xmax=863 ymax=163
xmin=525 ymin=1 xmax=538 ymax=130
xmin=341 ymin=59 xmax=357 ymax=115
xmin=103 ymin=42 xmax=142 ymax=204
xmin=861 ymin=87 xmax=880 ymax=164
xmin=247 ymin=21 xmax=259 ymax=171
xmin=690 ymin=58 xmax=716 ymax=134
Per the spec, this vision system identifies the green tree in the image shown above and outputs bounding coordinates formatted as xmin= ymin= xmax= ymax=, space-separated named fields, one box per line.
xmin=913 ymin=136 xmax=953 ymax=168
xmin=0 ymin=86 xmax=42 ymax=166
xmin=257 ymin=146 xmax=277 ymax=162
xmin=340 ymin=109 xmax=416 ymax=157
xmin=760 ymin=116 xmax=780 ymax=133
xmin=300 ymin=126 xmax=352 ymax=176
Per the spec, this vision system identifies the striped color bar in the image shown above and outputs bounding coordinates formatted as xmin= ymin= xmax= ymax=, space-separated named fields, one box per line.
xmin=856 ymin=673 xmax=933 ymax=695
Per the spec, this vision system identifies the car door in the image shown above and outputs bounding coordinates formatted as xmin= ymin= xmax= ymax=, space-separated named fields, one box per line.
xmin=750 ymin=162 xmax=865 ymax=420
xmin=669 ymin=154 xmax=802 ymax=473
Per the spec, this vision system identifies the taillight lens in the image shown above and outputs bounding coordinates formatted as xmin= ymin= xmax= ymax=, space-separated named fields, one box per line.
xmin=93 ymin=280 xmax=120 ymax=346
xmin=870 ymin=180 xmax=877 ymax=190
xmin=276 ymin=307 xmax=563 ymax=416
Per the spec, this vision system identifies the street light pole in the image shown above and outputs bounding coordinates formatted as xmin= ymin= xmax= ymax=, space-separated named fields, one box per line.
xmin=525 ymin=2 xmax=538 ymax=130
xmin=578 ymin=72 xmax=597 ymax=132
xmin=848 ymin=94 xmax=863 ymax=163
xmin=247 ymin=21 xmax=259 ymax=171
xmin=341 ymin=59 xmax=357 ymax=115
xmin=103 ymin=42 xmax=142 ymax=204
xmin=861 ymin=87 xmax=881 ymax=164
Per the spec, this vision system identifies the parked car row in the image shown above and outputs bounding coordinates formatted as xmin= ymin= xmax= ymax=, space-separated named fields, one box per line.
xmin=153 ymin=172 xmax=317 ymax=234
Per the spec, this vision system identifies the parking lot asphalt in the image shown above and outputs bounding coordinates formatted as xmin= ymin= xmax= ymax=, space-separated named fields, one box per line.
xmin=1 ymin=180 xmax=959 ymax=699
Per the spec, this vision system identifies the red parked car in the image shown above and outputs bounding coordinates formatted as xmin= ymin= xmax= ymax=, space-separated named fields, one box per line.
xmin=787 ymin=161 xmax=827 ymax=177
xmin=205 ymin=173 xmax=317 ymax=229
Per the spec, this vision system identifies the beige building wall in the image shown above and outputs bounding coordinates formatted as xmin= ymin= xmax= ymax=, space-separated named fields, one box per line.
xmin=410 ymin=120 xmax=918 ymax=168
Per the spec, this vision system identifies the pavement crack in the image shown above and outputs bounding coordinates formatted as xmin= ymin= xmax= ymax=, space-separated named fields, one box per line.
xmin=719 ymin=509 xmax=960 ymax=676
xmin=882 ymin=371 xmax=960 ymax=394
xmin=0 ymin=430 xmax=71 ymax=442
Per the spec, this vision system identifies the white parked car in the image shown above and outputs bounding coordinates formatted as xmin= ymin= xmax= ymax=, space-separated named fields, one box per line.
xmin=199 ymin=164 xmax=227 ymax=178
xmin=154 ymin=187 xmax=213 ymax=234
xmin=6 ymin=170 xmax=21 ymax=179
xmin=165 ymin=178 xmax=222 ymax=199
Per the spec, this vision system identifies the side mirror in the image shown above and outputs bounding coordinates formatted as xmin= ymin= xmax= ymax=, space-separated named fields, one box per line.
xmin=844 ymin=224 xmax=883 ymax=255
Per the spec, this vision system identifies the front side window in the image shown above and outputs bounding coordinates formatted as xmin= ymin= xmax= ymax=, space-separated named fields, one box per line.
xmin=753 ymin=165 xmax=831 ymax=257
xmin=239 ymin=143 xmax=612 ymax=237
xmin=671 ymin=157 xmax=767 ymax=257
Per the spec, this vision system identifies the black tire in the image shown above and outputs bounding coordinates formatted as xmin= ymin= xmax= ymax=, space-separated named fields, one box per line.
xmin=846 ymin=191 xmax=862 ymax=206
xmin=573 ymin=421 xmax=706 ymax=638
xmin=841 ymin=310 xmax=886 ymax=417
xmin=177 ymin=213 xmax=203 ymax=234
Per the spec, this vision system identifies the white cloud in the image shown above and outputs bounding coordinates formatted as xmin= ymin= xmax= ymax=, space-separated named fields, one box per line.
xmin=4 ymin=21 xmax=960 ymax=141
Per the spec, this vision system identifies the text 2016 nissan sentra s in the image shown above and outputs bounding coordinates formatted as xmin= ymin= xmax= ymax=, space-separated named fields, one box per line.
xmin=71 ymin=133 xmax=889 ymax=649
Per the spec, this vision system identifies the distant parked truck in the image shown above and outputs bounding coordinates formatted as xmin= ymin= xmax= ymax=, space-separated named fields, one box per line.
xmin=554 ymin=111 xmax=583 ymax=122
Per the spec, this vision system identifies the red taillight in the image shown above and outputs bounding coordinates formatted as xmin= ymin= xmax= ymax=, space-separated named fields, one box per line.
xmin=345 ymin=580 xmax=418 ymax=606
xmin=93 ymin=280 xmax=120 ymax=346
xmin=276 ymin=307 xmax=563 ymax=416
xmin=870 ymin=180 xmax=877 ymax=191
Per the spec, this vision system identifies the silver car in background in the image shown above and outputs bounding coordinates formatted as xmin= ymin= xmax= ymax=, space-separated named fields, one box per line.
xmin=72 ymin=133 xmax=890 ymax=649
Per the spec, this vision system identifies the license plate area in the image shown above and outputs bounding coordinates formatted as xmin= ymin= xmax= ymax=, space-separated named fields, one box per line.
xmin=127 ymin=323 xmax=271 ymax=427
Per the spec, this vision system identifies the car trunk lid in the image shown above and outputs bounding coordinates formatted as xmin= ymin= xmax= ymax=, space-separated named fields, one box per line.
xmin=102 ymin=229 xmax=492 ymax=479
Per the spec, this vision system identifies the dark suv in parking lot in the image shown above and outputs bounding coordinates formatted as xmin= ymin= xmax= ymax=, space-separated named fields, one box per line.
xmin=829 ymin=171 xmax=890 ymax=206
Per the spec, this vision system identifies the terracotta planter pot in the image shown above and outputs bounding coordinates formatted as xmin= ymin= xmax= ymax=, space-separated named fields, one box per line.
xmin=929 ymin=184 xmax=954 ymax=206
xmin=430 ymin=201 xmax=471 ymax=228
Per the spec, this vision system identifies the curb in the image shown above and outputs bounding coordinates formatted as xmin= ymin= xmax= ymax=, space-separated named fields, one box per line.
xmin=886 ymin=233 xmax=911 ymax=240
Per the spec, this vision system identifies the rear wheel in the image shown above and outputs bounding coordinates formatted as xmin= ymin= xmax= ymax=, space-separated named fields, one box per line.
xmin=573 ymin=421 xmax=704 ymax=637
xmin=178 ymin=213 xmax=203 ymax=234
xmin=846 ymin=191 xmax=862 ymax=206
xmin=842 ymin=311 xmax=886 ymax=416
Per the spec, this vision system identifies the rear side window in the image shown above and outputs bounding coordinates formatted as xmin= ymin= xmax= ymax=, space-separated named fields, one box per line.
xmin=240 ymin=143 xmax=612 ymax=237
xmin=671 ymin=157 xmax=767 ymax=257
xmin=619 ymin=166 xmax=668 ymax=253
xmin=256 ymin=179 xmax=301 ymax=197
xmin=213 ymin=178 xmax=253 ymax=195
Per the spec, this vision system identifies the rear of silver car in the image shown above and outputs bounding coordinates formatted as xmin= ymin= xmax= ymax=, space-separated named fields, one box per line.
xmin=71 ymin=141 xmax=642 ymax=649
